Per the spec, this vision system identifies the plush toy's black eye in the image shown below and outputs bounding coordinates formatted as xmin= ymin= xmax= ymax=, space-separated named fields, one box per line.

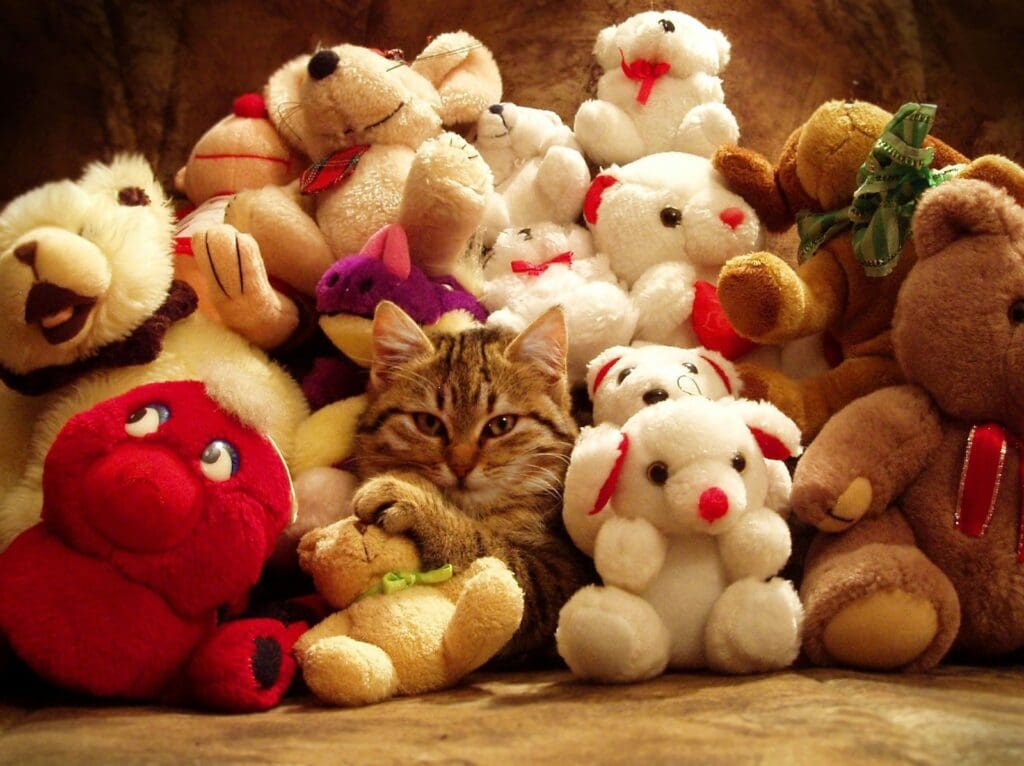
xmin=731 ymin=453 xmax=746 ymax=473
xmin=518 ymin=228 xmax=533 ymax=240
xmin=1009 ymin=299 xmax=1024 ymax=324
xmin=358 ymin=277 xmax=374 ymax=293
xmin=643 ymin=388 xmax=669 ymax=405
xmin=308 ymin=49 xmax=340 ymax=80
xmin=682 ymin=362 xmax=698 ymax=374
xmin=659 ymin=18 xmax=675 ymax=33
xmin=647 ymin=461 xmax=669 ymax=485
xmin=660 ymin=207 xmax=682 ymax=227
xmin=617 ymin=367 xmax=634 ymax=384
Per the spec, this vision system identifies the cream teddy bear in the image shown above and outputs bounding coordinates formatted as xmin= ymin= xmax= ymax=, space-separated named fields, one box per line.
xmin=583 ymin=151 xmax=765 ymax=360
xmin=295 ymin=517 xmax=524 ymax=706
xmin=574 ymin=10 xmax=739 ymax=167
xmin=0 ymin=155 xmax=310 ymax=550
xmin=556 ymin=396 xmax=803 ymax=681
xmin=192 ymin=33 xmax=500 ymax=350
xmin=474 ymin=102 xmax=591 ymax=244
xmin=481 ymin=222 xmax=637 ymax=383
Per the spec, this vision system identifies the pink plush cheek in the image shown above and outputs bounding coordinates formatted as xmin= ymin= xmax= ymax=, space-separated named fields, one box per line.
xmin=698 ymin=486 xmax=729 ymax=523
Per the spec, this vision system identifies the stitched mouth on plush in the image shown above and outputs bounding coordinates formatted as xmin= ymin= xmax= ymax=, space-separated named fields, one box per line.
xmin=24 ymin=282 xmax=97 ymax=345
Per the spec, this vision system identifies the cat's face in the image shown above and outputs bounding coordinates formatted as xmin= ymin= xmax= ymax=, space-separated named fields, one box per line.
xmin=355 ymin=303 xmax=577 ymax=515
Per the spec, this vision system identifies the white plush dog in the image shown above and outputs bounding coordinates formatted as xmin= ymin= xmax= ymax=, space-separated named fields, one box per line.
xmin=574 ymin=10 xmax=740 ymax=166
xmin=556 ymin=396 xmax=804 ymax=680
xmin=481 ymin=222 xmax=637 ymax=383
xmin=475 ymin=103 xmax=591 ymax=245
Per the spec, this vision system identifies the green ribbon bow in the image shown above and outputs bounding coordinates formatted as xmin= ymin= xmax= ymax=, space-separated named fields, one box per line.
xmin=358 ymin=564 xmax=454 ymax=600
xmin=796 ymin=102 xmax=965 ymax=277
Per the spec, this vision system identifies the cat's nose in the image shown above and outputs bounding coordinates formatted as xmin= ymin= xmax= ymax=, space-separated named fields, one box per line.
xmin=448 ymin=443 xmax=478 ymax=478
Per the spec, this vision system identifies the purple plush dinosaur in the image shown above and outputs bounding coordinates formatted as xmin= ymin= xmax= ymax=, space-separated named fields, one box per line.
xmin=316 ymin=224 xmax=488 ymax=324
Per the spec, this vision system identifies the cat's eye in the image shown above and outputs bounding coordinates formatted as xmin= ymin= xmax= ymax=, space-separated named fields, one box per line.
xmin=125 ymin=403 xmax=170 ymax=437
xmin=731 ymin=453 xmax=746 ymax=473
xmin=200 ymin=440 xmax=239 ymax=482
xmin=647 ymin=461 xmax=669 ymax=485
xmin=617 ymin=367 xmax=634 ymax=384
xmin=660 ymin=207 xmax=682 ymax=227
xmin=682 ymin=362 xmax=698 ymax=374
xmin=484 ymin=414 xmax=518 ymax=438
xmin=1009 ymin=299 xmax=1024 ymax=324
xmin=413 ymin=412 xmax=446 ymax=437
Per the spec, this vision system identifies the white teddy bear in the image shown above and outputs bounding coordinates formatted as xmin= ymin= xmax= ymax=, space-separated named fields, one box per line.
xmin=475 ymin=102 xmax=591 ymax=245
xmin=583 ymin=151 xmax=764 ymax=359
xmin=574 ymin=10 xmax=740 ymax=166
xmin=481 ymin=222 xmax=637 ymax=383
xmin=556 ymin=396 xmax=804 ymax=680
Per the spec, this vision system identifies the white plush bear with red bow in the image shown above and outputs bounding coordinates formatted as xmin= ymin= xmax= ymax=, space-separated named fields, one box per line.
xmin=481 ymin=222 xmax=637 ymax=383
xmin=583 ymin=151 xmax=766 ymax=361
xmin=574 ymin=10 xmax=739 ymax=167
xmin=474 ymin=103 xmax=591 ymax=245
xmin=556 ymin=396 xmax=804 ymax=680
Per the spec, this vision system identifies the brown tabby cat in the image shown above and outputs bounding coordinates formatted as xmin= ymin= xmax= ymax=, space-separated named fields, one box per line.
xmin=352 ymin=301 xmax=593 ymax=657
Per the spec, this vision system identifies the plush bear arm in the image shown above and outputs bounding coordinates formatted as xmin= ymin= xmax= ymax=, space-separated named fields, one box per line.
xmin=791 ymin=385 xmax=941 ymax=533
xmin=631 ymin=261 xmax=698 ymax=346
xmin=412 ymin=32 xmax=502 ymax=126
xmin=593 ymin=516 xmax=667 ymax=593
xmin=719 ymin=506 xmax=792 ymax=582
xmin=712 ymin=145 xmax=793 ymax=233
xmin=534 ymin=146 xmax=590 ymax=223
xmin=573 ymin=100 xmax=646 ymax=167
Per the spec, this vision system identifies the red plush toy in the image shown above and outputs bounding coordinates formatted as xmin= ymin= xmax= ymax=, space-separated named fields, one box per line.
xmin=0 ymin=380 xmax=307 ymax=711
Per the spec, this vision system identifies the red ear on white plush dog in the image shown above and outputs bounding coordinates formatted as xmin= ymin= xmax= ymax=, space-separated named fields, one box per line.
xmin=726 ymin=399 xmax=802 ymax=460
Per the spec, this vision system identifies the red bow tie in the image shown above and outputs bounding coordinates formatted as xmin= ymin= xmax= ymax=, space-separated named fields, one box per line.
xmin=300 ymin=145 xmax=371 ymax=195
xmin=510 ymin=251 xmax=573 ymax=277
xmin=956 ymin=423 xmax=1024 ymax=562
xmin=619 ymin=49 xmax=671 ymax=105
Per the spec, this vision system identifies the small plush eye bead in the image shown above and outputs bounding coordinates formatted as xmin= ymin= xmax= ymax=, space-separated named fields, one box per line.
xmin=682 ymin=362 xmax=698 ymax=374
xmin=484 ymin=414 xmax=518 ymax=438
xmin=125 ymin=404 xmax=171 ymax=437
xmin=617 ymin=367 xmax=634 ymax=384
xmin=659 ymin=18 xmax=676 ymax=32
xmin=1009 ymin=299 xmax=1024 ymax=324
xmin=643 ymin=389 xmax=669 ymax=405
xmin=660 ymin=207 xmax=682 ymax=227
xmin=413 ymin=412 xmax=446 ymax=437
xmin=731 ymin=453 xmax=746 ymax=473
xmin=518 ymin=228 xmax=533 ymax=240
xmin=200 ymin=440 xmax=239 ymax=482
xmin=647 ymin=462 xmax=669 ymax=485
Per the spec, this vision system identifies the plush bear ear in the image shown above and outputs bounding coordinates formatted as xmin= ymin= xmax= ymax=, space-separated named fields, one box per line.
xmin=913 ymin=177 xmax=1018 ymax=261
xmin=723 ymin=398 xmax=802 ymax=460
xmin=710 ymin=28 xmax=731 ymax=70
xmin=957 ymin=155 xmax=1024 ymax=208
xmin=360 ymin=224 xmax=412 ymax=280
xmin=370 ymin=301 xmax=434 ymax=388
xmin=505 ymin=305 xmax=568 ymax=382
xmin=562 ymin=423 xmax=629 ymax=555
xmin=593 ymin=23 xmax=620 ymax=70
xmin=586 ymin=346 xmax=630 ymax=397
xmin=712 ymin=145 xmax=792 ymax=232
xmin=265 ymin=54 xmax=313 ymax=156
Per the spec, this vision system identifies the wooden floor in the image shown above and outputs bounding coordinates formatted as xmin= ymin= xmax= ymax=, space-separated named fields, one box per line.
xmin=2 ymin=666 xmax=1023 ymax=765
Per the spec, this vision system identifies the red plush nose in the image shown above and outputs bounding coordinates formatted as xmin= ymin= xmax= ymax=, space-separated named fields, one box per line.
xmin=698 ymin=487 xmax=729 ymax=522
xmin=719 ymin=207 xmax=745 ymax=230
xmin=81 ymin=444 xmax=203 ymax=552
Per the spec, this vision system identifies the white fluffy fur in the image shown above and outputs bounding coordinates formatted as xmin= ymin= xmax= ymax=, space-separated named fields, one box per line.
xmin=574 ymin=10 xmax=739 ymax=166
xmin=557 ymin=397 xmax=803 ymax=679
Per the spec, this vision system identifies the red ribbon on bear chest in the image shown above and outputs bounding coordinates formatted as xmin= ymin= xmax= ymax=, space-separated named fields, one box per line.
xmin=619 ymin=50 xmax=671 ymax=105
xmin=955 ymin=423 xmax=1024 ymax=562
xmin=510 ymin=251 xmax=573 ymax=276
xmin=300 ymin=145 xmax=371 ymax=195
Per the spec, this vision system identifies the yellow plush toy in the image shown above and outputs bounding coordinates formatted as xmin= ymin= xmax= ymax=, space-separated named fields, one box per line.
xmin=295 ymin=516 xmax=524 ymax=707
xmin=0 ymin=155 xmax=310 ymax=550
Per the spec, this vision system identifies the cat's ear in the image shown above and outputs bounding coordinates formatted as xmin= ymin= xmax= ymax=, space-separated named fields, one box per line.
xmin=371 ymin=300 xmax=434 ymax=386
xmin=505 ymin=306 xmax=568 ymax=382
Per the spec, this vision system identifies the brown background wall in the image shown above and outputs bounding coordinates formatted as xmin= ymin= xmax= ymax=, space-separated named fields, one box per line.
xmin=1 ymin=0 xmax=1022 ymax=203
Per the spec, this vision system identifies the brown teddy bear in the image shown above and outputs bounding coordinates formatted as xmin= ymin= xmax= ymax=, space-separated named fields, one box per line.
xmin=713 ymin=100 xmax=967 ymax=438
xmin=295 ymin=517 xmax=524 ymax=706
xmin=192 ymin=32 xmax=499 ymax=351
xmin=789 ymin=155 xmax=1024 ymax=671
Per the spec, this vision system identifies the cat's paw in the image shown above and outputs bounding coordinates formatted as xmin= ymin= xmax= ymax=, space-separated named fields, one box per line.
xmin=351 ymin=475 xmax=424 ymax=534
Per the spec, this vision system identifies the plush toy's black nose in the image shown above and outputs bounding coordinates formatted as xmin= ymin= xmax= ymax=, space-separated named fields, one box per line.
xmin=643 ymin=389 xmax=669 ymax=405
xmin=308 ymin=50 xmax=340 ymax=81
xmin=488 ymin=103 xmax=504 ymax=114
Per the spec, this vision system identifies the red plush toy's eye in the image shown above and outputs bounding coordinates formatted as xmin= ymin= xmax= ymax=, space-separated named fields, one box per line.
xmin=125 ymin=404 xmax=170 ymax=437
xmin=200 ymin=439 xmax=239 ymax=482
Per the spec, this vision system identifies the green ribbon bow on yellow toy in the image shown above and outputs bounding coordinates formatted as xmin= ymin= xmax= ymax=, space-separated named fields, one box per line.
xmin=796 ymin=102 xmax=964 ymax=277
xmin=359 ymin=564 xmax=455 ymax=600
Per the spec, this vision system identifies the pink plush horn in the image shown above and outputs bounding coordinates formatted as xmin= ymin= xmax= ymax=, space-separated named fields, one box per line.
xmin=589 ymin=433 xmax=629 ymax=516
xmin=360 ymin=224 xmax=411 ymax=280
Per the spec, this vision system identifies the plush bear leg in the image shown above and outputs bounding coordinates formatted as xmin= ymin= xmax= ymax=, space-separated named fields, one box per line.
xmin=441 ymin=557 xmax=525 ymax=679
xmin=573 ymin=100 xmax=646 ymax=167
xmin=295 ymin=613 xmax=399 ymax=707
xmin=705 ymin=577 xmax=803 ymax=673
xmin=738 ymin=355 xmax=904 ymax=439
xmin=186 ymin=617 xmax=304 ymax=712
xmin=555 ymin=585 xmax=671 ymax=683
xmin=399 ymin=132 xmax=492 ymax=278
xmin=800 ymin=509 xmax=960 ymax=671
xmin=674 ymin=103 xmax=740 ymax=159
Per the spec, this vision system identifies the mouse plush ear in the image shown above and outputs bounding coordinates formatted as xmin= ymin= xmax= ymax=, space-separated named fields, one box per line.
xmin=724 ymin=398 xmax=802 ymax=460
xmin=563 ymin=424 xmax=629 ymax=555
xmin=265 ymin=54 xmax=313 ymax=156
xmin=592 ymin=23 xmax=620 ymax=70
